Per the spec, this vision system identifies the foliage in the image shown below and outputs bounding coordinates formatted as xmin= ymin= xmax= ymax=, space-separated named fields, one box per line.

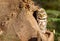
xmin=46 ymin=10 xmax=60 ymax=41
xmin=40 ymin=0 xmax=60 ymax=11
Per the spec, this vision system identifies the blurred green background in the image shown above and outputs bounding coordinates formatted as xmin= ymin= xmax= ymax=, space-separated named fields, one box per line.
xmin=34 ymin=0 xmax=60 ymax=41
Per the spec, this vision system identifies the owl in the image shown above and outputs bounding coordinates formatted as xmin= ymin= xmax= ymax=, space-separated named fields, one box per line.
xmin=37 ymin=8 xmax=47 ymax=33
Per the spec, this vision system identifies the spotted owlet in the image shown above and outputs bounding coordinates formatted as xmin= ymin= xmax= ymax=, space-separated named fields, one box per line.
xmin=37 ymin=8 xmax=47 ymax=33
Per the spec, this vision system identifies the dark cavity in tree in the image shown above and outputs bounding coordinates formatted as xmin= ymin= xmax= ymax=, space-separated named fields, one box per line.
xmin=33 ymin=11 xmax=37 ymax=21
xmin=28 ymin=37 xmax=37 ymax=41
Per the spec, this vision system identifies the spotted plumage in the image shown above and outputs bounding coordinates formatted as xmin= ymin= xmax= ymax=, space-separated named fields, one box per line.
xmin=37 ymin=8 xmax=47 ymax=33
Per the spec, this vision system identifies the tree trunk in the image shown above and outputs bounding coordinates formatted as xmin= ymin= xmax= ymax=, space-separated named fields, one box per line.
xmin=0 ymin=0 xmax=52 ymax=41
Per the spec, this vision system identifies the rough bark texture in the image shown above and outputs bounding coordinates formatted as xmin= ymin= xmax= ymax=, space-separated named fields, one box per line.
xmin=0 ymin=0 xmax=42 ymax=41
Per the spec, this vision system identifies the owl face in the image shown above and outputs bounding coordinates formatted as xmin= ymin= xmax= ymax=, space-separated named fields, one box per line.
xmin=37 ymin=8 xmax=47 ymax=20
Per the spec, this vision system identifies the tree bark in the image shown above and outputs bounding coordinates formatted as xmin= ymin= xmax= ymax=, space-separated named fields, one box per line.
xmin=0 ymin=0 xmax=54 ymax=41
